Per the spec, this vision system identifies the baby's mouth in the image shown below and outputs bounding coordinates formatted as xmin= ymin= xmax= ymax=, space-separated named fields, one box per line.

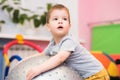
xmin=57 ymin=26 xmax=63 ymax=29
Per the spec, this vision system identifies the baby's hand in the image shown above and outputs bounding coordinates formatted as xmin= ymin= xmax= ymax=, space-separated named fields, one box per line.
xmin=26 ymin=66 xmax=41 ymax=80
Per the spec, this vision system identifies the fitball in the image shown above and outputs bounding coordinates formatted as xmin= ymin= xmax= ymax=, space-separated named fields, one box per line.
xmin=6 ymin=55 xmax=83 ymax=80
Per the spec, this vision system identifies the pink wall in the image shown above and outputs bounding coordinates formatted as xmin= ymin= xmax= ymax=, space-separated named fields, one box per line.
xmin=78 ymin=0 xmax=120 ymax=50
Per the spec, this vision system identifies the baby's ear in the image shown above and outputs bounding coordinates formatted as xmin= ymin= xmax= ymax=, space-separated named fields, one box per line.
xmin=46 ymin=23 xmax=51 ymax=31
xmin=69 ymin=23 xmax=71 ymax=28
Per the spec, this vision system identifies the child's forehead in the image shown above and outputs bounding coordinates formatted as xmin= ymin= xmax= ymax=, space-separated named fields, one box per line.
xmin=50 ymin=9 xmax=68 ymax=15
xmin=50 ymin=10 xmax=69 ymax=18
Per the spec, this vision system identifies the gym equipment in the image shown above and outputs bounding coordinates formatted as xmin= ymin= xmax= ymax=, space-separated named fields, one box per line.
xmin=6 ymin=55 xmax=83 ymax=80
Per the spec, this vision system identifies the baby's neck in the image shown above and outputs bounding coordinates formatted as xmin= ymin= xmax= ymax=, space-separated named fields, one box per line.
xmin=53 ymin=34 xmax=66 ymax=45
xmin=53 ymin=37 xmax=62 ymax=45
xmin=53 ymin=33 xmax=69 ymax=45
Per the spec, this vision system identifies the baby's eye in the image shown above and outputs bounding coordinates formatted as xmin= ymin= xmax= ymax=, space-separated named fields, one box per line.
xmin=53 ymin=18 xmax=58 ymax=20
xmin=63 ymin=18 xmax=67 ymax=21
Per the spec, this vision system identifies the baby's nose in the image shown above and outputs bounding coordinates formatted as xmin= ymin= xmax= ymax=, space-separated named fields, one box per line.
xmin=58 ymin=21 xmax=63 ymax=24
xmin=58 ymin=20 xmax=63 ymax=24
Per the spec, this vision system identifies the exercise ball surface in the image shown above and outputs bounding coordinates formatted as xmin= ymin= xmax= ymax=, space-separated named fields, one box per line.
xmin=6 ymin=55 xmax=83 ymax=80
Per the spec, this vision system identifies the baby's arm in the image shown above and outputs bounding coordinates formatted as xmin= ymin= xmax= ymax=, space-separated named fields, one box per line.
xmin=26 ymin=51 xmax=71 ymax=80
xmin=22 ymin=52 xmax=45 ymax=62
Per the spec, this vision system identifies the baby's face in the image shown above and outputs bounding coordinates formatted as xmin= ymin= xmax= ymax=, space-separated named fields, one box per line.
xmin=47 ymin=9 xmax=71 ymax=37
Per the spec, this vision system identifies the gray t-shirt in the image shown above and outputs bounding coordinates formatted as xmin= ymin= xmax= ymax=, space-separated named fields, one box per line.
xmin=44 ymin=35 xmax=104 ymax=78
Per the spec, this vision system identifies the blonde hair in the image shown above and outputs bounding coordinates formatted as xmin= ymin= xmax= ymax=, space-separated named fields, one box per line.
xmin=46 ymin=4 xmax=70 ymax=23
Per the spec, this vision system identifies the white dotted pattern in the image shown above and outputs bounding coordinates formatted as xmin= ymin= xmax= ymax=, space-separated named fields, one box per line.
xmin=6 ymin=55 xmax=83 ymax=80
